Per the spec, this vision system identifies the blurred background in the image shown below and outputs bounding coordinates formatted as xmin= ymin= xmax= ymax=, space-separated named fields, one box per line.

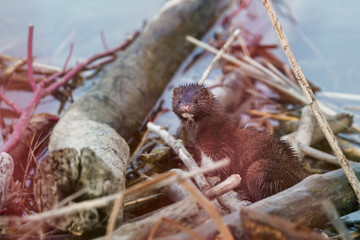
xmin=0 ymin=0 xmax=359 ymax=121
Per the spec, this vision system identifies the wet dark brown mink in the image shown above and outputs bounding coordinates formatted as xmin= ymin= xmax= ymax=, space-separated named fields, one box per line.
xmin=172 ymin=83 xmax=306 ymax=202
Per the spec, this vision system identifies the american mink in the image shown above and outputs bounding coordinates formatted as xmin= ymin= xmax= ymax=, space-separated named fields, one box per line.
xmin=172 ymin=83 xmax=305 ymax=202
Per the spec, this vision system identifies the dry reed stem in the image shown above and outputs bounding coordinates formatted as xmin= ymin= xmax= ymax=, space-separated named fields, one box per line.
xmin=106 ymin=192 xmax=125 ymax=240
xmin=321 ymin=199 xmax=353 ymax=240
xmin=2 ymin=58 xmax=27 ymax=81
xmin=248 ymin=109 xmax=299 ymax=121
xmin=262 ymin=0 xmax=360 ymax=202
xmin=129 ymin=128 xmax=150 ymax=161
xmin=123 ymin=193 xmax=162 ymax=207
xmin=180 ymin=180 xmax=234 ymax=240
xmin=0 ymin=54 xmax=61 ymax=73
xmin=236 ymin=35 xmax=250 ymax=57
xmin=55 ymin=188 xmax=89 ymax=208
xmin=147 ymin=217 xmax=204 ymax=240
xmin=198 ymin=29 xmax=240 ymax=85
xmin=186 ymin=35 xmax=307 ymax=105
xmin=298 ymin=144 xmax=359 ymax=167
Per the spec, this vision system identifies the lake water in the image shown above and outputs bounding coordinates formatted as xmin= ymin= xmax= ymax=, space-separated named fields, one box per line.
xmin=275 ymin=0 xmax=360 ymax=125
xmin=1 ymin=0 xmax=359 ymax=125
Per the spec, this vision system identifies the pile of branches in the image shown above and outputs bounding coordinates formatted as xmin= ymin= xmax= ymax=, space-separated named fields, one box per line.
xmin=1 ymin=0 xmax=360 ymax=239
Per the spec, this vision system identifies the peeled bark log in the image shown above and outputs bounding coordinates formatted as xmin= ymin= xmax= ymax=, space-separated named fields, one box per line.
xmin=35 ymin=0 xmax=234 ymax=235
xmin=52 ymin=0 xmax=234 ymax=142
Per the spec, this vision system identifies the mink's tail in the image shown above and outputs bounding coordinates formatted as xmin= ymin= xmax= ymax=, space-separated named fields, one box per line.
xmin=244 ymin=158 xmax=305 ymax=202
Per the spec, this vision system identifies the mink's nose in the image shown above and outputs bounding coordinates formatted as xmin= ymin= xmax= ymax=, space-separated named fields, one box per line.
xmin=181 ymin=105 xmax=190 ymax=112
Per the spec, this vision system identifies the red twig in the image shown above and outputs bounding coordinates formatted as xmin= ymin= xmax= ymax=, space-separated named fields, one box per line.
xmin=86 ymin=56 xmax=116 ymax=70
xmin=0 ymin=82 xmax=45 ymax=153
xmin=44 ymin=30 xmax=139 ymax=95
xmin=44 ymin=70 xmax=67 ymax=85
xmin=27 ymin=25 xmax=37 ymax=91
xmin=0 ymin=28 xmax=139 ymax=154
xmin=0 ymin=91 xmax=22 ymax=116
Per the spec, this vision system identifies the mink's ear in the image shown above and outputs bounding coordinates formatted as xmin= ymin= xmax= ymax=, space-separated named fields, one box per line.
xmin=199 ymin=87 xmax=211 ymax=97
xmin=173 ymin=87 xmax=179 ymax=96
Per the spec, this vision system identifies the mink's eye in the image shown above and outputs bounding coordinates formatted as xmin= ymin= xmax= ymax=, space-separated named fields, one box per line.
xmin=194 ymin=99 xmax=198 ymax=104
xmin=178 ymin=100 xmax=181 ymax=104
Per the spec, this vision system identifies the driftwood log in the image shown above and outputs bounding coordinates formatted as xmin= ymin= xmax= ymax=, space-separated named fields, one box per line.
xmin=34 ymin=0 xmax=234 ymax=235
xmin=164 ymin=164 xmax=360 ymax=239
xmin=96 ymin=197 xmax=201 ymax=240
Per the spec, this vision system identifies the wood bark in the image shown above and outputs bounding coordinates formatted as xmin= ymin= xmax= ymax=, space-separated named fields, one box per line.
xmin=34 ymin=0 xmax=235 ymax=235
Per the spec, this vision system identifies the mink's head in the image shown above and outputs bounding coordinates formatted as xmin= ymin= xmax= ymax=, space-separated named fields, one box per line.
xmin=172 ymin=83 xmax=214 ymax=122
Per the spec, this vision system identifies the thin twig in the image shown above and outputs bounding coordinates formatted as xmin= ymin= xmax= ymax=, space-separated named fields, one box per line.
xmin=55 ymin=188 xmax=89 ymax=209
xmin=129 ymin=129 xmax=150 ymax=160
xmin=123 ymin=193 xmax=162 ymax=207
xmin=262 ymin=0 xmax=360 ymax=202
xmin=106 ymin=192 xmax=125 ymax=240
xmin=198 ymin=29 xmax=240 ymax=85
xmin=236 ymin=35 xmax=250 ymax=57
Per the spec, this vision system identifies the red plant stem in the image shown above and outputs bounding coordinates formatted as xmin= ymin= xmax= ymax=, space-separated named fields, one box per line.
xmin=44 ymin=30 xmax=139 ymax=95
xmin=0 ymin=91 xmax=22 ymax=116
xmin=27 ymin=25 xmax=37 ymax=91
xmin=0 ymin=30 xmax=139 ymax=154
xmin=62 ymin=43 xmax=74 ymax=72
xmin=86 ymin=56 xmax=116 ymax=70
xmin=0 ymin=83 xmax=45 ymax=153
